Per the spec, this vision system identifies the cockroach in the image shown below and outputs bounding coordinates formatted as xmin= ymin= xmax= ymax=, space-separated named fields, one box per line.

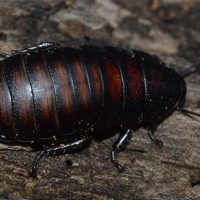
xmin=0 ymin=42 xmax=199 ymax=178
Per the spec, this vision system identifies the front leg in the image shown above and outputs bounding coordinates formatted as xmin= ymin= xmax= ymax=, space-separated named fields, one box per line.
xmin=30 ymin=134 xmax=91 ymax=178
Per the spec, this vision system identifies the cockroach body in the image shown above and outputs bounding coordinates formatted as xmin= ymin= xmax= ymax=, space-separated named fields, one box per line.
xmin=0 ymin=42 xmax=198 ymax=177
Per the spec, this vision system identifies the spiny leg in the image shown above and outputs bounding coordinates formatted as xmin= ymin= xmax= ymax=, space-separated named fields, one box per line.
xmin=0 ymin=52 xmax=10 ymax=59
xmin=0 ymin=42 xmax=61 ymax=59
xmin=6 ymin=42 xmax=61 ymax=58
xmin=20 ymin=42 xmax=61 ymax=54
xmin=30 ymin=135 xmax=91 ymax=178
xmin=111 ymin=129 xmax=132 ymax=172
xmin=146 ymin=124 xmax=163 ymax=148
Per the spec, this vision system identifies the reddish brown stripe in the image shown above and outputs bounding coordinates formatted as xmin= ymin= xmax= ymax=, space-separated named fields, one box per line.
xmin=12 ymin=65 xmax=29 ymax=135
xmin=63 ymin=48 xmax=93 ymax=131
xmin=54 ymin=59 xmax=73 ymax=116
xmin=29 ymin=57 xmax=53 ymax=137
xmin=37 ymin=66 xmax=49 ymax=125
xmin=4 ymin=56 xmax=37 ymax=140
xmin=0 ymin=80 xmax=7 ymax=124
xmin=41 ymin=56 xmax=60 ymax=135
xmin=79 ymin=49 xmax=104 ymax=129
xmin=124 ymin=58 xmax=144 ymax=103
xmin=89 ymin=60 xmax=102 ymax=104
xmin=118 ymin=56 xmax=145 ymax=125
xmin=82 ymin=55 xmax=103 ymax=122
xmin=149 ymin=67 xmax=164 ymax=90
xmin=96 ymin=55 xmax=123 ymax=128
xmin=104 ymin=59 xmax=122 ymax=104
xmin=2 ymin=56 xmax=34 ymax=140
xmin=74 ymin=58 xmax=91 ymax=112
xmin=0 ymin=64 xmax=15 ymax=139
xmin=35 ymin=64 xmax=50 ymax=127
xmin=45 ymin=50 xmax=76 ymax=135
xmin=20 ymin=58 xmax=37 ymax=137
xmin=105 ymin=47 xmax=145 ymax=125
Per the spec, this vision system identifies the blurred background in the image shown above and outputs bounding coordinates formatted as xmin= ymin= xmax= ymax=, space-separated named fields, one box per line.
xmin=0 ymin=0 xmax=200 ymax=199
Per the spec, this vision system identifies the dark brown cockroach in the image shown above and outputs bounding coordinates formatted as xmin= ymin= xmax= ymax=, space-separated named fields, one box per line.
xmin=0 ymin=42 xmax=199 ymax=177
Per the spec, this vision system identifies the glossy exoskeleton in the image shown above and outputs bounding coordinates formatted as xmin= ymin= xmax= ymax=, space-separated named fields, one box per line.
xmin=0 ymin=42 xmax=198 ymax=177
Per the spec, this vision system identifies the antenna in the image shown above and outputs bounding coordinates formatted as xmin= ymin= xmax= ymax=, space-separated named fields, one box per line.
xmin=179 ymin=60 xmax=200 ymax=77
xmin=178 ymin=108 xmax=200 ymax=119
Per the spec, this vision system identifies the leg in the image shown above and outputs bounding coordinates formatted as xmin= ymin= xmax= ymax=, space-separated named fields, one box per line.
xmin=0 ymin=42 xmax=61 ymax=59
xmin=111 ymin=129 xmax=132 ymax=172
xmin=30 ymin=134 xmax=91 ymax=178
xmin=146 ymin=124 xmax=163 ymax=148
xmin=0 ymin=52 xmax=10 ymax=59
xmin=7 ymin=42 xmax=61 ymax=58
xmin=20 ymin=42 xmax=61 ymax=54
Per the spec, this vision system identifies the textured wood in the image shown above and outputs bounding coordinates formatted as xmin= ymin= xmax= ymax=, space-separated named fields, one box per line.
xmin=0 ymin=0 xmax=200 ymax=199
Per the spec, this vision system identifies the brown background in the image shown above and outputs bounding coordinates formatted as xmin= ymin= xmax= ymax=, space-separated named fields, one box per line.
xmin=0 ymin=0 xmax=200 ymax=199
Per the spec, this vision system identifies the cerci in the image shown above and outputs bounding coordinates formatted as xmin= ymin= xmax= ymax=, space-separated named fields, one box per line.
xmin=0 ymin=42 xmax=197 ymax=178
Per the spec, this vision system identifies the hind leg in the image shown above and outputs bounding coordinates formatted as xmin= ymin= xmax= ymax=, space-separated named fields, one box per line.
xmin=30 ymin=134 xmax=91 ymax=178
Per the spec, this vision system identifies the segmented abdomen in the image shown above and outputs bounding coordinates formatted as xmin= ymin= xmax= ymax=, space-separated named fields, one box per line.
xmin=0 ymin=46 xmax=145 ymax=142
